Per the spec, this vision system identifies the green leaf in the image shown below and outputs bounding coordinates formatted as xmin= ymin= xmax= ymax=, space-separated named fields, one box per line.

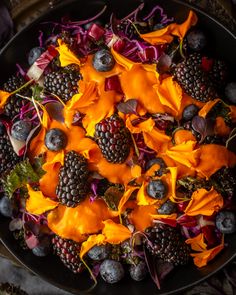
xmin=102 ymin=186 xmax=123 ymax=211
xmin=31 ymin=84 xmax=44 ymax=102
xmin=2 ymin=158 xmax=45 ymax=198
xmin=32 ymin=156 xmax=46 ymax=179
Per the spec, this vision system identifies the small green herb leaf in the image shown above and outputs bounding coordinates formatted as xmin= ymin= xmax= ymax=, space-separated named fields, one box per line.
xmin=2 ymin=158 xmax=45 ymax=198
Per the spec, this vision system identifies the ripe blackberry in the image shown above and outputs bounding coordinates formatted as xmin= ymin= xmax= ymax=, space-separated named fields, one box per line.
xmin=2 ymin=75 xmax=28 ymax=119
xmin=173 ymin=53 xmax=217 ymax=102
xmin=44 ymin=68 xmax=82 ymax=103
xmin=52 ymin=235 xmax=83 ymax=273
xmin=0 ymin=134 xmax=20 ymax=174
xmin=145 ymin=224 xmax=190 ymax=266
xmin=56 ymin=151 xmax=89 ymax=207
xmin=210 ymin=167 xmax=236 ymax=199
xmin=210 ymin=60 xmax=228 ymax=91
xmin=94 ymin=114 xmax=131 ymax=164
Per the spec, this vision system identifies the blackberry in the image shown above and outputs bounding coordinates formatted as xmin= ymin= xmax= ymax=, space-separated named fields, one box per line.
xmin=210 ymin=167 xmax=236 ymax=199
xmin=0 ymin=134 xmax=20 ymax=174
xmin=56 ymin=151 xmax=89 ymax=207
xmin=210 ymin=60 xmax=228 ymax=91
xmin=94 ymin=114 xmax=131 ymax=164
xmin=145 ymin=224 xmax=190 ymax=266
xmin=94 ymin=115 xmax=130 ymax=163
xmin=44 ymin=68 xmax=82 ymax=103
xmin=52 ymin=235 xmax=83 ymax=273
xmin=173 ymin=53 xmax=217 ymax=102
xmin=2 ymin=75 xmax=28 ymax=119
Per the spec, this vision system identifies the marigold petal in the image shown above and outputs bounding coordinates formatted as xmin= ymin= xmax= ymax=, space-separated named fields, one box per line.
xmin=198 ymin=99 xmax=220 ymax=118
xmin=102 ymin=219 xmax=131 ymax=244
xmin=118 ymin=187 xmax=138 ymax=214
xmin=155 ymin=76 xmax=183 ymax=115
xmin=56 ymin=39 xmax=81 ymax=67
xmin=196 ymin=144 xmax=236 ymax=178
xmin=191 ymin=238 xmax=224 ymax=268
xmin=129 ymin=205 xmax=157 ymax=231
xmin=26 ymin=185 xmax=58 ymax=215
xmin=47 ymin=198 xmax=117 ymax=242
xmin=0 ymin=90 xmax=11 ymax=109
xmin=80 ymin=234 xmax=106 ymax=258
xmin=184 ymin=188 xmax=223 ymax=216
xmin=185 ymin=233 xmax=207 ymax=252
xmin=214 ymin=117 xmax=231 ymax=137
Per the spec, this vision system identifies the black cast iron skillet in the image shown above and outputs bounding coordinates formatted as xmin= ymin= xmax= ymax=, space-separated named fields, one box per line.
xmin=1 ymin=0 xmax=236 ymax=294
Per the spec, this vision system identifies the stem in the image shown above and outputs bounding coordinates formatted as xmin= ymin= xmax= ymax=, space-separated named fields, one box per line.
xmin=130 ymin=133 xmax=140 ymax=157
xmin=10 ymin=79 xmax=34 ymax=95
xmin=179 ymin=39 xmax=185 ymax=59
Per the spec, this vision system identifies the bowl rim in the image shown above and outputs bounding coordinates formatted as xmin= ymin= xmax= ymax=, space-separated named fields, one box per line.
xmin=0 ymin=0 xmax=236 ymax=294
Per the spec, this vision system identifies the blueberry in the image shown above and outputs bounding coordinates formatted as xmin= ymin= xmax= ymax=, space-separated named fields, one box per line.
xmin=87 ymin=244 xmax=110 ymax=261
xmin=145 ymin=157 xmax=166 ymax=176
xmin=45 ymin=128 xmax=67 ymax=151
xmin=100 ymin=259 xmax=124 ymax=284
xmin=32 ymin=236 xmax=51 ymax=257
xmin=11 ymin=120 xmax=32 ymax=141
xmin=157 ymin=200 xmax=177 ymax=215
xmin=28 ymin=47 xmax=44 ymax=66
xmin=0 ymin=196 xmax=13 ymax=217
xmin=0 ymin=121 xmax=5 ymax=136
xmin=182 ymin=104 xmax=199 ymax=121
xmin=187 ymin=29 xmax=207 ymax=51
xmin=146 ymin=179 xmax=168 ymax=200
xmin=92 ymin=49 xmax=115 ymax=72
xmin=216 ymin=211 xmax=236 ymax=234
xmin=225 ymin=82 xmax=236 ymax=104
xmin=129 ymin=261 xmax=148 ymax=281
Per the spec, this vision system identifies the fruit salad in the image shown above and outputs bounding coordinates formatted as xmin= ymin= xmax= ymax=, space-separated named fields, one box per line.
xmin=0 ymin=3 xmax=236 ymax=290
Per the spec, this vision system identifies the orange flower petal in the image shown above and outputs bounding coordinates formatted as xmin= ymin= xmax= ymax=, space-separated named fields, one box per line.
xmin=150 ymin=213 xmax=177 ymax=220
xmin=214 ymin=117 xmax=231 ymax=137
xmin=198 ymin=99 xmax=220 ymax=118
xmin=143 ymin=127 xmax=171 ymax=152
xmin=68 ymin=81 xmax=98 ymax=109
xmin=80 ymin=234 xmax=106 ymax=258
xmin=184 ymin=188 xmax=223 ymax=216
xmin=173 ymin=129 xmax=196 ymax=145
xmin=191 ymin=238 xmax=224 ymax=268
xmin=39 ymin=151 xmax=64 ymax=198
xmin=126 ymin=116 xmax=155 ymax=134
xmin=131 ymin=165 xmax=142 ymax=178
xmin=140 ymin=11 xmax=198 ymax=44
xmin=102 ymin=219 xmax=131 ymax=244
xmin=111 ymin=47 xmax=137 ymax=70
xmin=119 ymin=64 xmax=165 ymax=114
xmin=196 ymin=144 xmax=236 ymax=178
xmin=26 ymin=185 xmax=58 ymax=215
xmin=94 ymin=156 xmax=133 ymax=184
xmin=185 ymin=233 xmax=207 ymax=252
xmin=155 ymin=76 xmax=183 ymax=115
xmin=170 ymin=11 xmax=198 ymax=40
xmin=166 ymin=141 xmax=200 ymax=168
xmin=0 ymin=90 xmax=11 ymax=108
xmin=47 ymin=198 xmax=117 ymax=242
xmin=56 ymin=39 xmax=81 ymax=67
xmin=136 ymin=181 xmax=160 ymax=206
xmin=118 ymin=187 xmax=138 ymax=214
xmin=129 ymin=205 xmax=157 ymax=231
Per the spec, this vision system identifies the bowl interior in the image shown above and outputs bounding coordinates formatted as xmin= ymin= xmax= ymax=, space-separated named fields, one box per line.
xmin=1 ymin=0 xmax=236 ymax=294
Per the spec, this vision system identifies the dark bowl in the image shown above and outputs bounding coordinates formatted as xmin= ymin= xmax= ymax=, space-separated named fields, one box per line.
xmin=1 ymin=0 xmax=236 ymax=294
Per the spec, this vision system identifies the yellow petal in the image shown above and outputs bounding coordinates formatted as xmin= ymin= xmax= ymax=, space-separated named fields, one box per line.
xmin=26 ymin=184 xmax=58 ymax=215
xmin=0 ymin=90 xmax=11 ymax=108
xmin=184 ymin=188 xmax=223 ymax=216
xmin=102 ymin=219 xmax=131 ymax=244
xmin=80 ymin=234 xmax=106 ymax=258
xmin=56 ymin=39 xmax=81 ymax=67
xmin=185 ymin=233 xmax=207 ymax=252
